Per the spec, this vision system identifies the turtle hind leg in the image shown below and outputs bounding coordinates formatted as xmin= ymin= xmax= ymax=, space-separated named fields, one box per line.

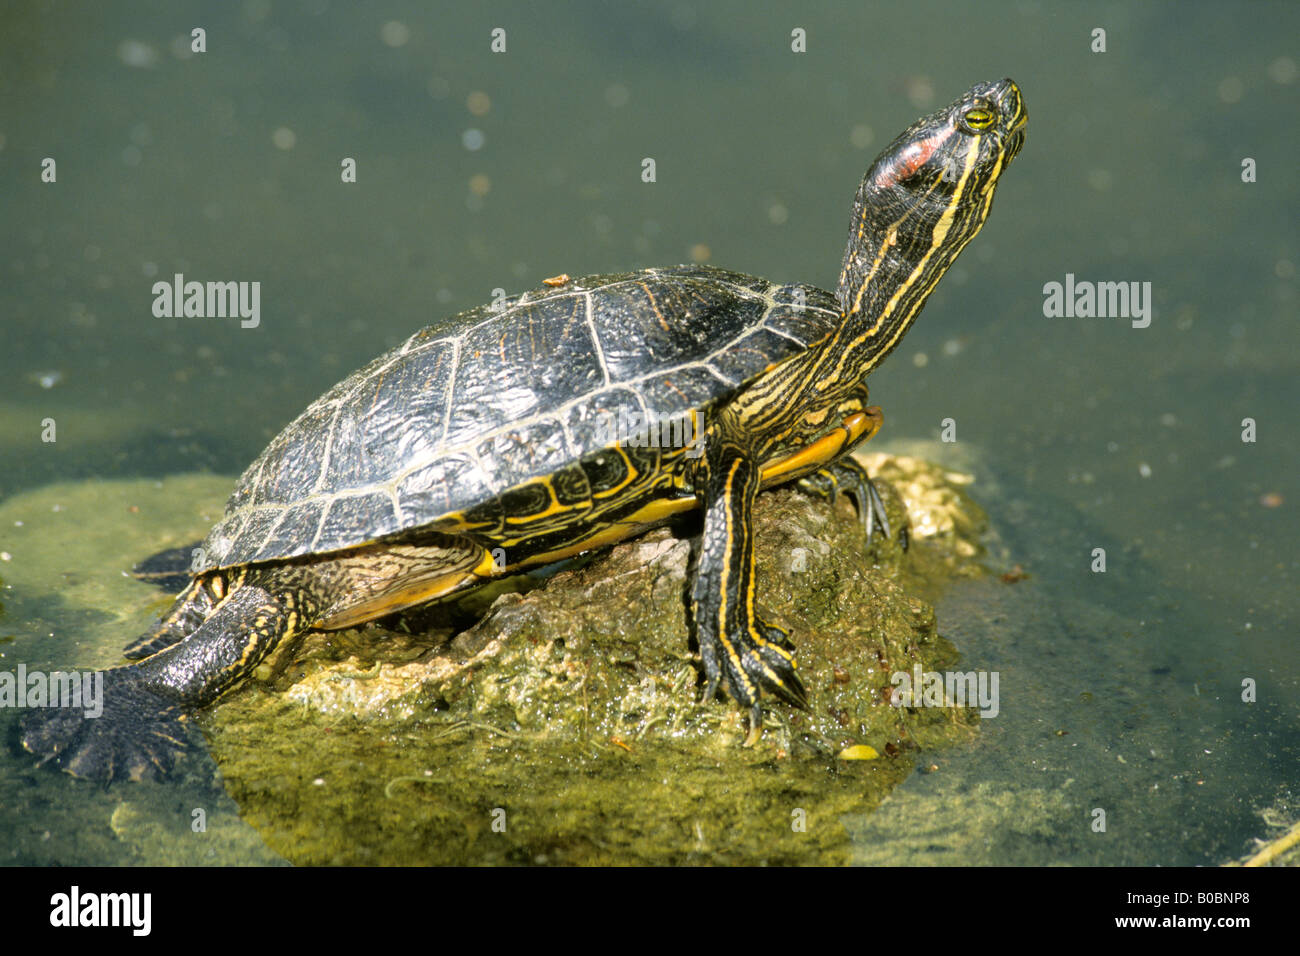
xmin=121 ymin=574 xmax=222 ymax=660
xmin=20 ymin=675 xmax=192 ymax=783
xmin=22 ymin=578 xmax=303 ymax=783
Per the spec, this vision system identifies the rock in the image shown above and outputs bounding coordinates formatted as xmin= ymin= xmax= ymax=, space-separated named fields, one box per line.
xmin=205 ymin=452 xmax=992 ymax=864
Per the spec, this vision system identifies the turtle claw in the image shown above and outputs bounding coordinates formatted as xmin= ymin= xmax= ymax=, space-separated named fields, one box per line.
xmin=746 ymin=622 xmax=808 ymax=710
xmin=699 ymin=619 xmax=808 ymax=724
xmin=21 ymin=675 xmax=191 ymax=784
xmin=762 ymin=620 xmax=797 ymax=652
xmin=861 ymin=477 xmax=891 ymax=544
xmin=743 ymin=705 xmax=764 ymax=747
xmin=700 ymin=673 xmax=720 ymax=707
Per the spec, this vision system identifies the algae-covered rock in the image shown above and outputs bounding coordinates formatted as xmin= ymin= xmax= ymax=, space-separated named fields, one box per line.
xmin=204 ymin=452 xmax=992 ymax=864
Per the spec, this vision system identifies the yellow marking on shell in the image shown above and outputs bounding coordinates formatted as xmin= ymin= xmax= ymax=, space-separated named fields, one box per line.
xmin=660 ymin=378 xmax=691 ymax=405
xmin=503 ymin=480 xmax=572 ymax=525
xmin=640 ymin=281 xmax=671 ymax=333
xmin=507 ymin=495 xmax=695 ymax=570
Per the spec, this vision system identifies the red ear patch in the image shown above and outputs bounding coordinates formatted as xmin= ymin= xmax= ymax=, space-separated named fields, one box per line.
xmin=873 ymin=127 xmax=955 ymax=189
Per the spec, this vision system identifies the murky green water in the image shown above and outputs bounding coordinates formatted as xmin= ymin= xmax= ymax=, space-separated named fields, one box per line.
xmin=1 ymin=1 xmax=1295 ymax=865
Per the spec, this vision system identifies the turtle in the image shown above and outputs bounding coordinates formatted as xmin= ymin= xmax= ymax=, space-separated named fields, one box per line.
xmin=22 ymin=78 xmax=1026 ymax=782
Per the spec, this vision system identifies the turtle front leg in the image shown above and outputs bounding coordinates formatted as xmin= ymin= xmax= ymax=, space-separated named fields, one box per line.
xmin=691 ymin=437 xmax=808 ymax=741
xmin=797 ymin=457 xmax=896 ymax=546
xmin=22 ymin=576 xmax=307 ymax=783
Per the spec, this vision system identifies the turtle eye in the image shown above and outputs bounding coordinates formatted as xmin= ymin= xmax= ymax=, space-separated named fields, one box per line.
xmin=962 ymin=106 xmax=996 ymax=131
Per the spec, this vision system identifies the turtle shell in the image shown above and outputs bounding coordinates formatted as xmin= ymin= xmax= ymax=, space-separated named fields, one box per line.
xmin=199 ymin=265 xmax=840 ymax=571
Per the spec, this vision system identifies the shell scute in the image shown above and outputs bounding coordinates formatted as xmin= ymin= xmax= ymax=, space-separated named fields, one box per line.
xmin=199 ymin=266 xmax=841 ymax=569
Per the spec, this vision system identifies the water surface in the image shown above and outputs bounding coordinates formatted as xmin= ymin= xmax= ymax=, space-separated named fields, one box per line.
xmin=1 ymin=0 xmax=1295 ymax=865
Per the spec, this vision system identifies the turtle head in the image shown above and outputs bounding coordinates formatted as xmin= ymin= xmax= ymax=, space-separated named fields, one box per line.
xmin=868 ymin=78 xmax=1027 ymax=205
xmin=834 ymin=78 xmax=1026 ymax=370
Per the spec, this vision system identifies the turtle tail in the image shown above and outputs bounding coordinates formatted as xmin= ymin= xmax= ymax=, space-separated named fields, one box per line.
xmin=21 ymin=581 xmax=302 ymax=783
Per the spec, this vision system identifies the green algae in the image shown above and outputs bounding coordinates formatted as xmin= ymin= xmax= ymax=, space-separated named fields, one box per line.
xmin=0 ymin=456 xmax=996 ymax=864
xmin=203 ymin=452 xmax=991 ymax=864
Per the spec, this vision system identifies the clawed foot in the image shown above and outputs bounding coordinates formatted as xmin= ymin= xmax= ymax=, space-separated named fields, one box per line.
xmin=700 ymin=618 xmax=808 ymax=738
xmin=21 ymin=674 xmax=191 ymax=783
xmin=799 ymin=458 xmax=903 ymax=549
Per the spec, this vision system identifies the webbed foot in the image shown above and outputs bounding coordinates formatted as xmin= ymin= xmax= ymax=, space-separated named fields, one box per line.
xmin=21 ymin=672 xmax=191 ymax=783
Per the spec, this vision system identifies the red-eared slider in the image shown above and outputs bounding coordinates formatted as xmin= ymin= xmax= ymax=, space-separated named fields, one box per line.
xmin=23 ymin=79 xmax=1026 ymax=781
